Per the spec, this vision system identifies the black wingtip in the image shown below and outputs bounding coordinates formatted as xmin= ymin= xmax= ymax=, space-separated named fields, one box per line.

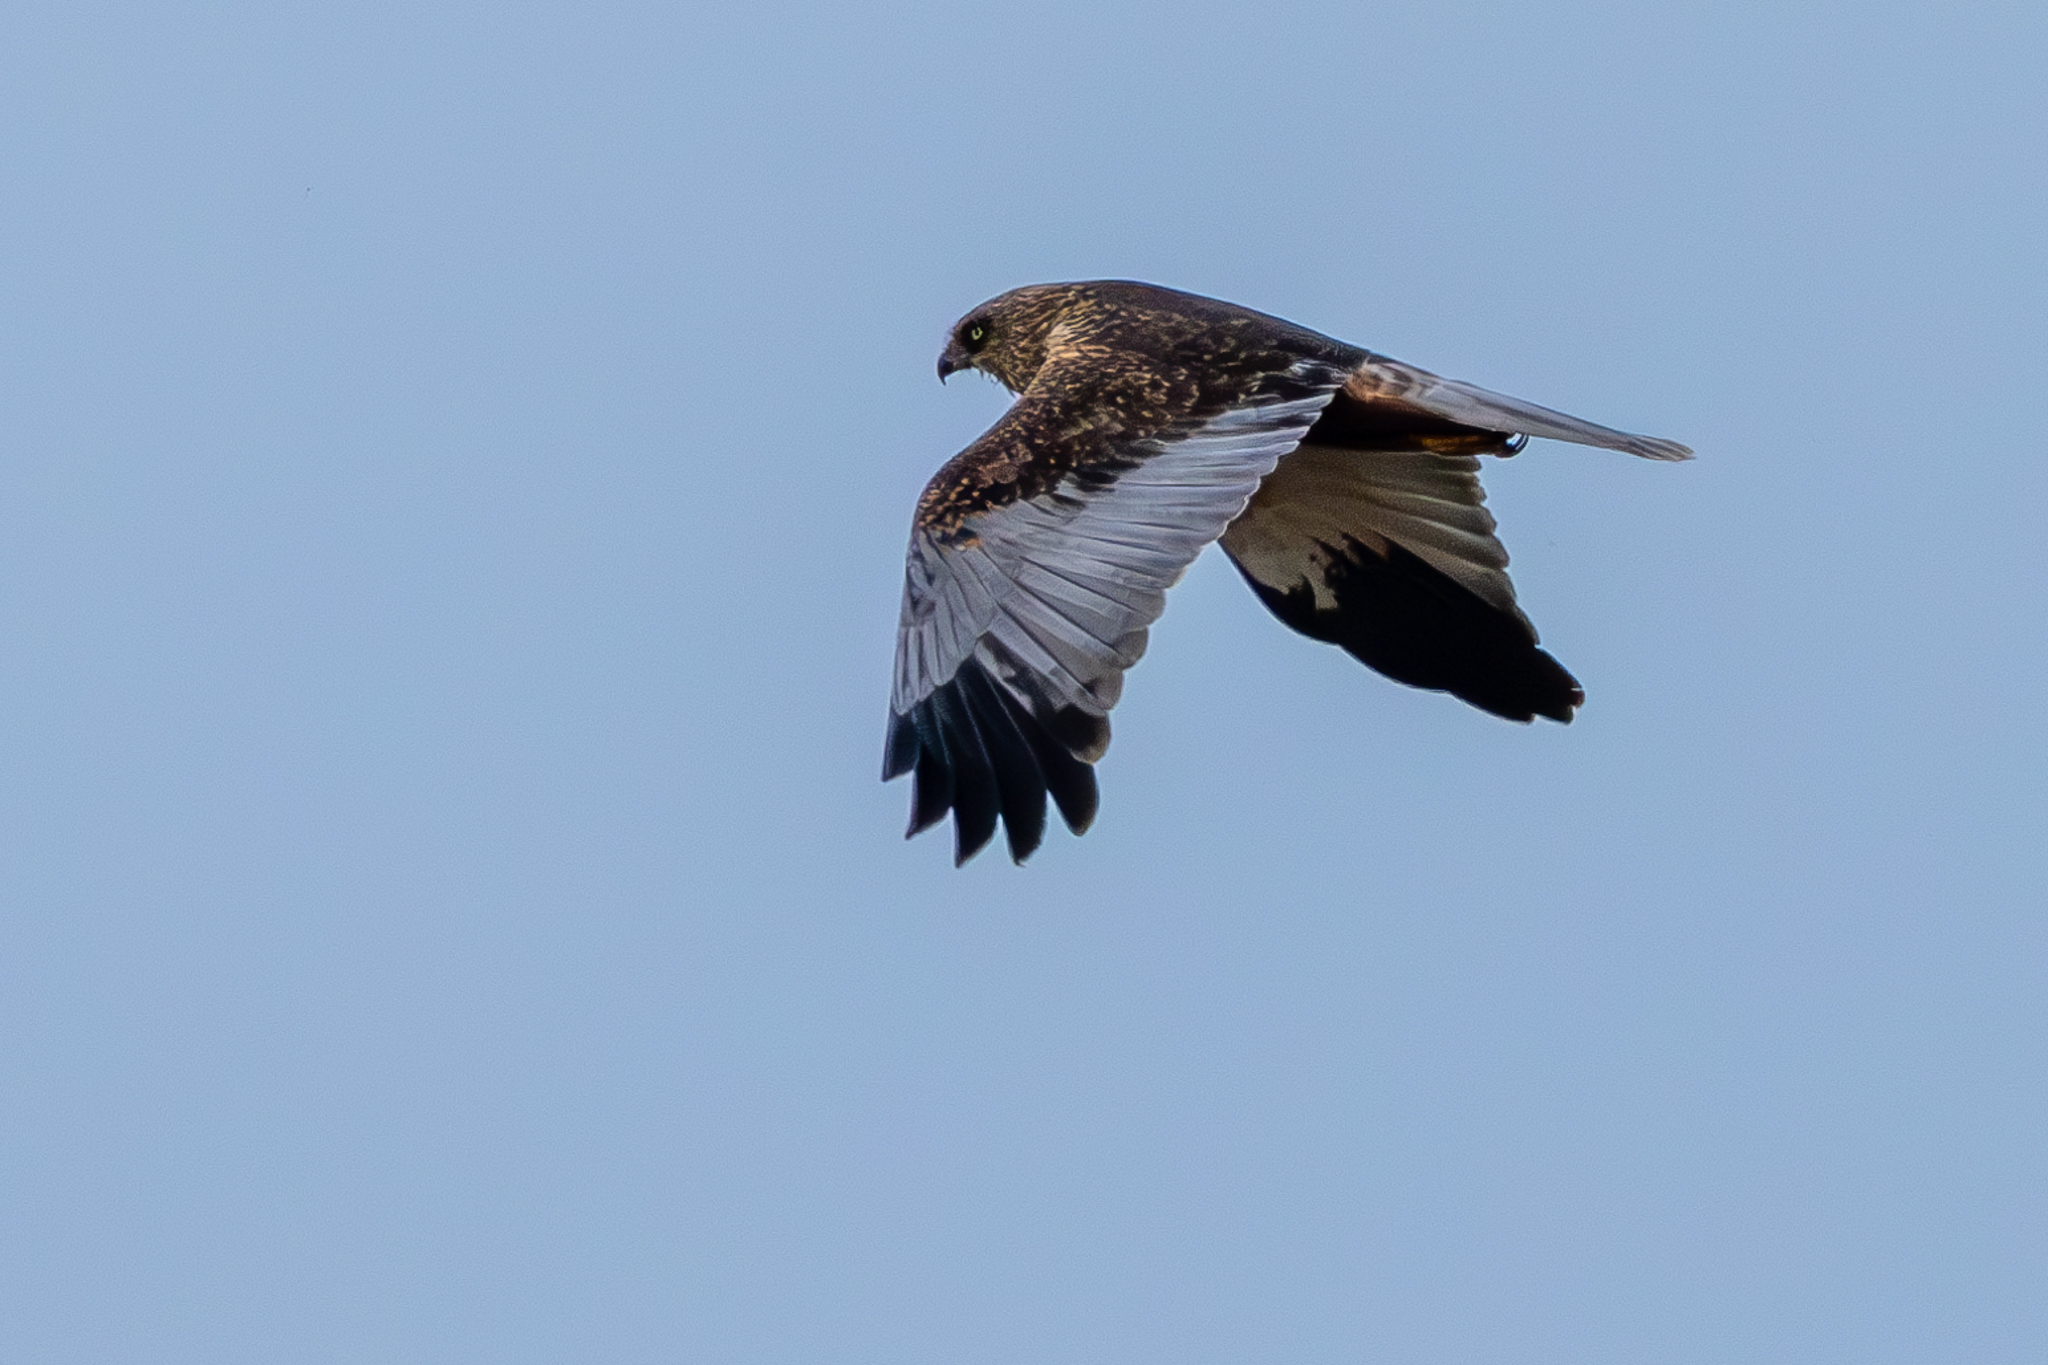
xmin=954 ymin=664 xmax=1047 ymax=864
xmin=929 ymin=686 xmax=1000 ymax=864
xmin=906 ymin=735 xmax=954 ymax=838
xmin=1539 ymin=677 xmax=1586 ymax=725
xmin=882 ymin=708 xmax=919 ymax=781
xmin=884 ymin=661 xmax=1100 ymax=865
xmin=1232 ymin=537 xmax=1587 ymax=726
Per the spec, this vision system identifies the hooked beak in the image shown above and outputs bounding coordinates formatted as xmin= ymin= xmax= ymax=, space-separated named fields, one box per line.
xmin=936 ymin=340 xmax=970 ymax=383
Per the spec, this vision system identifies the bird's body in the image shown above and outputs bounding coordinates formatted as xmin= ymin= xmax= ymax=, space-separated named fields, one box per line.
xmin=887 ymin=281 xmax=1689 ymax=864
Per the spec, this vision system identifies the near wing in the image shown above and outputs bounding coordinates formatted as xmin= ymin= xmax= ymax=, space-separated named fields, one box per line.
xmin=885 ymin=365 xmax=1347 ymax=865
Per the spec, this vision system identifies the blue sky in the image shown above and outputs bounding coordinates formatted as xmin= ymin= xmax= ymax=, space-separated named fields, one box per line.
xmin=2 ymin=2 xmax=2043 ymax=1360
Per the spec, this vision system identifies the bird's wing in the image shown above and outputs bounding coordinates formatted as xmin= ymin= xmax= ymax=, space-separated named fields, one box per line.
xmin=1220 ymin=438 xmax=1583 ymax=724
xmin=1348 ymin=355 xmax=1694 ymax=462
xmin=1215 ymin=354 xmax=1693 ymax=721
xmin=886 ymin=361 xmax=1349 ymax=865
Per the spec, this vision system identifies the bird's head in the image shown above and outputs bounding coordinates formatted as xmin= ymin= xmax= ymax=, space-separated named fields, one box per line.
xmin=936 ymin=285 xmax=1076 ymax=394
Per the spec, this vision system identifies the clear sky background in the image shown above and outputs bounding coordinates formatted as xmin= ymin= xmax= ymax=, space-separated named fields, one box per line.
xmin=2 ymin=2 xmax=2043 ymax=1361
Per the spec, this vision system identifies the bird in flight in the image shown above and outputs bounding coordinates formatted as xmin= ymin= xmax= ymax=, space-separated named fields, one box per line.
xmin=885 ymin=281 xmax=1689 ymax=865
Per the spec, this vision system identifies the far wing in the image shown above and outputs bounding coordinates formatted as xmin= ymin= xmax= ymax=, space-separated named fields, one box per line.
xmin=885 ymin=369 xmax=1345 ymax=865
xmin=1222 ymin=355 xmax=1694 ymax=719
xmin=1221 ymin=440 xmax=1583 ymax=723
xmin=1348 ymin=355 xmax=1695 ymax=462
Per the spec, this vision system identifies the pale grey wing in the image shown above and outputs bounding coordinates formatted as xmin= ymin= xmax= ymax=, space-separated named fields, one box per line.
xmin=1220 ymin=441 xmax=1584 ymax=724
xmin=884 ymin=385 xmax=1340 ymax=865
xmin=1349 ymin=355 xmax=1695 ymax=462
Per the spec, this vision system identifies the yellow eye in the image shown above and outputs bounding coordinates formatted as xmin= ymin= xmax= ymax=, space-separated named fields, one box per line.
xmin=965 ymin=323 xmax=987 ymax=347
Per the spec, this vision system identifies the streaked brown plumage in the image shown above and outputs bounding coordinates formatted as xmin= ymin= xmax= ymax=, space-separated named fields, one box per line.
xmin=887 ymin=281 xmax=1690 ymax=865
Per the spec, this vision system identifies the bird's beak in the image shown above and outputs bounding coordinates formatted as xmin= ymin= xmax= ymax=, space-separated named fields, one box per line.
xmin=936 ymin=341 xmax=970 ymax=383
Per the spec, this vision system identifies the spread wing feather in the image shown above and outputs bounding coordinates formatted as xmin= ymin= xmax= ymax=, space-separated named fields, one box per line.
xmin=886 ymin=373 xmax=1346 ymax=864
